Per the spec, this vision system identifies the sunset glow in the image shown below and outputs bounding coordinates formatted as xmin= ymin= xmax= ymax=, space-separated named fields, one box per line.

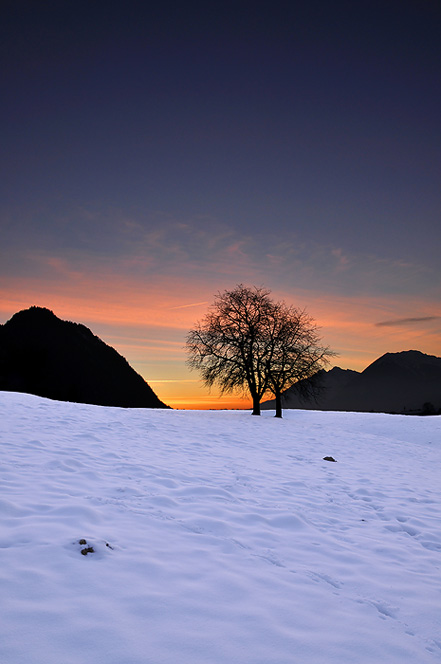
xmin=1 ymin=273 xmax=439 ymax=408
xmin=1 ymin=3 xmax=440 ymax=408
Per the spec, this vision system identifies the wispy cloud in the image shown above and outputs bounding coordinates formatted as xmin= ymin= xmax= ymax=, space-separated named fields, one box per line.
xmin=375 ymin=316 xmax=440 ymax=327
xmin=168 ymin=301 xmax=209 ymax=310
xmin=2 ymin=211 xmax=441 ymax=405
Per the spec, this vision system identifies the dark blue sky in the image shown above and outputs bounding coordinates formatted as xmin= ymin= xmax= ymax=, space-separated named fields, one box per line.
xmin=1 ymin=1 xmax=440 ymax=406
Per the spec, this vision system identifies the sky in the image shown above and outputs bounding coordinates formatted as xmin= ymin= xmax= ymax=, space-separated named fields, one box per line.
xmin=1 ymin=0 xmax=440 ymax=408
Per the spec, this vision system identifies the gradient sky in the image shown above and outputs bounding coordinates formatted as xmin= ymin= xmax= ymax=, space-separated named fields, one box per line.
xmin=1 ymin=1 xmax=440 ymax=408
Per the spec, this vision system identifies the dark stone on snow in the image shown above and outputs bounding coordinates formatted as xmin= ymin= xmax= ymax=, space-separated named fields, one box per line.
xmin=323 ymin=456 xmax=337 ymax=462
xmin=81 ymin=546 xmax=95 ymax=555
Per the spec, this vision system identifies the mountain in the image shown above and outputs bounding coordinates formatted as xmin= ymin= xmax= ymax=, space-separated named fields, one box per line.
xmin=0 ymin=306 xmax=169 ymax=408
xmin=262 ymin=350 xmax=441 ymax=415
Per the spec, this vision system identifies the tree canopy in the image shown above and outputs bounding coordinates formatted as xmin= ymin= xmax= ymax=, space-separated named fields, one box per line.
xmin=186 ymin=284 xmax=334 ymax=416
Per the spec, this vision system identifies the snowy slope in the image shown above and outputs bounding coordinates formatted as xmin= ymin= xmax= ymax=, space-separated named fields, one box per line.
xmin=1 ymin=392 xmax=440 ymax=664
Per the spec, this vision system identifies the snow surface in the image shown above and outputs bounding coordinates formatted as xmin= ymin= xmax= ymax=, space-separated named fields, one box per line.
xmin=1 ymin=391 xmax=441 ymax=664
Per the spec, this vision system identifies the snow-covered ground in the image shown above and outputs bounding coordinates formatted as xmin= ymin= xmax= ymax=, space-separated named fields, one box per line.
xmin=1 ymin=392 xmax=440 ymax=664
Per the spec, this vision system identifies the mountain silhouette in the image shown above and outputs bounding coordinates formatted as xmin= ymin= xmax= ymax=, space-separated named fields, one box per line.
xmin=0 ymin=306 xmax=169 ymax=408
xmin=262 ymin=350 xmax=441 ymax=415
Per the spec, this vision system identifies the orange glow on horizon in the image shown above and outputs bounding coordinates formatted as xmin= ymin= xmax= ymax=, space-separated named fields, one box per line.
xmin=166 ymin=396 xmax=252 ymax=410
xmin=1 ymin=274 xmax=440 ymax=410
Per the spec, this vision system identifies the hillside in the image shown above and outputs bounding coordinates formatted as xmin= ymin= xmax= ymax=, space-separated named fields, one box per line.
xmin=262 ymin=350 xmax=441 ymax=414
xmin=0 ymin=306 xmax=168 ymax=408
xmin=1 ymin=392 xmax=440 ymax=663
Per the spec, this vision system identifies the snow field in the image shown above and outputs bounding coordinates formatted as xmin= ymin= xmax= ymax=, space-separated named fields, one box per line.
xmin=0 ymin=392 xmax=440 ymax=663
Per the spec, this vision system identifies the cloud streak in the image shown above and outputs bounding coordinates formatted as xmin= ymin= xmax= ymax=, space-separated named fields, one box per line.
xmin=168 ymin=301 xmax=209 ymax=310
xmin=375 ymin=316 xmax=440 ymax=327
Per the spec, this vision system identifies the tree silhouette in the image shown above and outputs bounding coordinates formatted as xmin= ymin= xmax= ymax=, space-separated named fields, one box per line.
xmin=265 ymin=303 xmax=334 ymax=417
xmin=186 ymin=284 xmax=334 ymax=416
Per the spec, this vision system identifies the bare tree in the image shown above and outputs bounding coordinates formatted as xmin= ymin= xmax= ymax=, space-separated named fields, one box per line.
xmin=186 ymin=284 xmax=334 ymax=417
xmin=265 ymin=303 xmax=334 ymax=418
xmin=186 ymin=285 xmax=274 ymax=415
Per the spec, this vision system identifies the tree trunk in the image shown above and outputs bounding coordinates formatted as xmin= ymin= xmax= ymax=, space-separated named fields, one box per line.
xmin=252 ymin=394 xmax=261 ymax=415
xmin=274 ymin=390 xmax=283 ymax=418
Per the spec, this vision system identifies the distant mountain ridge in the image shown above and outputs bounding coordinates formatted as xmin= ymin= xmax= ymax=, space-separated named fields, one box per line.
xmin=0 ymin=306 xmax=169 ymax=408
xmin=262 ymin=350 xmax=441 ymax=415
